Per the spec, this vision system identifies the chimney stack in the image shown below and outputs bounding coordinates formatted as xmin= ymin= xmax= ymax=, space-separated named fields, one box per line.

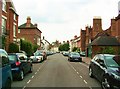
xmin=26 ymin=16 xmax=31 ymax=27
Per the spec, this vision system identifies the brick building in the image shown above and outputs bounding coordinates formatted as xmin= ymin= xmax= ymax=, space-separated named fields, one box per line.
xmin=18 ymin=17 xmax=42 ymax=48
xmin=1 ymin=0 xmax=19 ymax=51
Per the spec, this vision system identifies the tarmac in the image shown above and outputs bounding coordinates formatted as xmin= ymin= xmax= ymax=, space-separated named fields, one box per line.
xmin=82 ymin=57 xmax=91 ymax=65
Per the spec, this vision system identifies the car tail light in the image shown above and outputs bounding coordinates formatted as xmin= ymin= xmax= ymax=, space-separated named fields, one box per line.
xmin=16 ymin=61 xmax=21 ymax=66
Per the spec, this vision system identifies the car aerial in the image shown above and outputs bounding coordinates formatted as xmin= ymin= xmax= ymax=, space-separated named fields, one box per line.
xmin=0 ymin=49 xmax=12 ymax=89
xmin=68 ymin=52 xmax=82 ymax=62
xmin=30 ymin=52 xmax=43 ymax=63
xmin=89 ymin=54 xmax=120 ymax=89
xmin=8 ymin=53 xmax=33 ymax=80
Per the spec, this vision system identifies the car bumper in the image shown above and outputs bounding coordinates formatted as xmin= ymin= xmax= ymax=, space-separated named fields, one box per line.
xmin=11 ymin=67 xmax=21 ymax=78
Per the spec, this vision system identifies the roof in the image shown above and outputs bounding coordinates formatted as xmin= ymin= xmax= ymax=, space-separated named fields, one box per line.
xmin=18 ymin=23 xmax=37 ymax=29
xmin=91 ymin=36 xmax=120 ymax=46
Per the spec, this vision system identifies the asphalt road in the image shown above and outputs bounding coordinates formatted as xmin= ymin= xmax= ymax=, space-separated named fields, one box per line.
xmin=12 ymin=53 xmax=101 ymax=89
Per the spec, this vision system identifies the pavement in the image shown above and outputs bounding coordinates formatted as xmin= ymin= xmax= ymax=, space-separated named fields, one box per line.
xmin=82 ymin=57 xmax=91 ymax=65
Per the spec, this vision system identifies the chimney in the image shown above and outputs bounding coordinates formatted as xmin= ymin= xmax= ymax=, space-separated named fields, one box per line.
xmin=26 ymin=16 xmax=31 ymax=27
xmin=74 ymin=35 xmax=77 ymax=39
xmin=118 ymin=1 xmax=120 ymax=15
xmin=34 ymin=23 xmax=37 ymax=27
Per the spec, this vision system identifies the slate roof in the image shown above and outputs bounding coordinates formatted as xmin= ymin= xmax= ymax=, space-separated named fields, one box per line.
xmin=91 ymin=36 xmax=120 ymax=46
xmin=18 ymin=23 xmax=37 ymax=29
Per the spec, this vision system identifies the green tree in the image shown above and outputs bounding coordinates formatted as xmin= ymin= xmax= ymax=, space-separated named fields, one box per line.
xmin=8 ymin=43 xmax=19 ymax=53
xmin=20 ymin=40 xmax=33 ymax=56
xmin=58 ymin=43 xmax=70 ymax=51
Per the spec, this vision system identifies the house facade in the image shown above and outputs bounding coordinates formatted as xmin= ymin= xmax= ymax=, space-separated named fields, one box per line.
xmin=18 ymin=17 xmax=42 ymax=48
xmin=1 ymin=0 xmax=19 ymax=51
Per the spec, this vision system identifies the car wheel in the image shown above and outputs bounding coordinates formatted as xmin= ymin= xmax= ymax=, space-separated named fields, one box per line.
xmin=5 ymin=78 xmax=11 ymax=89
xmin=101 ymin=77 xmax=110 ymax=89
xmin=89 ymin=67 xmax=94 ymax=78
xmin=19 ymin=70 xmax=24 ymax=80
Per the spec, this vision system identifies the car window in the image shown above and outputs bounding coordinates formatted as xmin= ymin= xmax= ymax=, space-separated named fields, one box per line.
xmin=1 ymin=51 xmax=9 ymax=67
xmin=104 ymin=55 xmax=120 ymax=67
xmin=8 ymin=55 xmax=17 ymax=62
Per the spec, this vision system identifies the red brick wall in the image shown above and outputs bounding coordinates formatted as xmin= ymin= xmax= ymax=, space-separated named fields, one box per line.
xmin=116 ymin=19 xmax=120 ymax=42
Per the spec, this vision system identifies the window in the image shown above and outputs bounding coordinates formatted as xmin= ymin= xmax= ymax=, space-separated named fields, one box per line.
xmin=18 ymin=29 xmax=20 ymax=33
xmin=14 ymin=14 xmax=16 ymax=21
xmin=37 ymin=38 xmax=40 ymax=45
xmin=2 ymin=0 xmax=6 ymax=12
xmin=13 ymin=24 xmax=16 ymax=37
xmin=1 ymin=52 xmax=9 ymax=67
xmin=2 ymin=17 xmax=6 ymax=35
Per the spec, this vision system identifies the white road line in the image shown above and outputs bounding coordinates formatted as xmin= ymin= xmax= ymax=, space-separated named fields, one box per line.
xmin=31 ymin=75 xmax=34 ymax=78
xmin=84 ymin=80 xmax=88 ymax=84
xmin=35 ymin=72 xmax=37 ymax=74
xmin=37 ymin=69 xmax=39 ymax=72
xmin=77 ymin=72 xmax=79 ymax=74
xmin=80 ymin=75 xmax=83 ymax=78
xmin=27 ymin=80 xmax=31 ymax=84
xmin=89 ymin=86 xmax=93 ymax=89
xmin=22 ymin=86 xmax=26 ymax=89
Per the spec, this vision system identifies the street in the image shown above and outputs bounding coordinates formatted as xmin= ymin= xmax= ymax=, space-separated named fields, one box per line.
xmin=12 ymin=53 xmax=101 ymax=89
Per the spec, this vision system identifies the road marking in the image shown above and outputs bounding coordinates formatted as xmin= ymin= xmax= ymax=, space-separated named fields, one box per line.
xmin=84 ymin=80 xmax=88 ymax=84
xmin=31 ymin=75 xmax=34 ymax=78
xmin=37 ymin=69 xmax=39 ymax=72
xmin=80 ymin=75 xmax=83 ymax=78
xmin=77 ymin=72 xmax=79 ymax=74
xmin=89 ymin=86 xmax=93 ymax=89
xmin=22 ymin=86 xmax=26 ymax=89
xmin=35 ymin=72 xmax=37 ymax=74
xmin=27 ymin=80 xmax=31 ymax=84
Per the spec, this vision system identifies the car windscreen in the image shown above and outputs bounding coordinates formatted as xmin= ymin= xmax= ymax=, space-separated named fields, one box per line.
xmin=71 ymin=52 xmax=80 ymax=57
xmin=105 ymin=55 xmax=120 ymax=68
xmin=8 ymin=55 xmax=17 ymax=62
xmin=34 ymin=52 xmax=43 ymax=56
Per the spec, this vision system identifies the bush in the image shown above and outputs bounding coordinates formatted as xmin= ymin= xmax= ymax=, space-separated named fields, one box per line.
xmin=8 ymin=43 xmax=19 ymax=53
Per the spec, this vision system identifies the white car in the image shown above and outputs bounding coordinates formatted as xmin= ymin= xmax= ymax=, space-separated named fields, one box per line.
xmin=30 ymin=52 xmax=43 ymax=63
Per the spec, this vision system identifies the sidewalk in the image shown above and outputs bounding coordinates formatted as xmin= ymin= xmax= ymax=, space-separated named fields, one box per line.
xmin=82 ymin=57 xmax=91 ymax=65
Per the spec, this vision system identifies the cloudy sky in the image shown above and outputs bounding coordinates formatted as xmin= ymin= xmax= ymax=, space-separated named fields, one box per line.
xmin=12 ymin=0 xmax=120 ymax=43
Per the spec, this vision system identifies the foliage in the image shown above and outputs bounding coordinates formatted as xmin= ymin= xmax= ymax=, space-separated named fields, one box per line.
xmin=0 ymin=36 xmax=6 ymax=49
xmin=8 ymin=43 xmax=19 ymax=53
xmin=33 ymin=44 xmax=39 ymax=52
xmin=100 ymin=46 xmax=115 ymax=54
xmin=59 ymin=43 xmax=70 ymax=51
xmin=72 ymin=47 xmax=80 ymax=52
xmin=20 ymin=40 xmax=33 ymax=56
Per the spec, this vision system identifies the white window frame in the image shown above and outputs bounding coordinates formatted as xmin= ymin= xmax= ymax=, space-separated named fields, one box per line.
xmin=13 ymin=23 xmax=16 ymax=37
xmin=2 ymin=0 xmax=7 ymax=12
xmin=2 ymin=16 xmax=7 ymax=35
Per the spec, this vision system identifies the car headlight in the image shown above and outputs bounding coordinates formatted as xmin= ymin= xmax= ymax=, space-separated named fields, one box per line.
xmin=111 ymin=73 xmax=120 ymax=80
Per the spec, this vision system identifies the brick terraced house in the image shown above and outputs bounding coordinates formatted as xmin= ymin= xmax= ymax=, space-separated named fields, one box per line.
xmin=18 ymin=17 xmax=42 ymax=48
xmin=1 ymin=0 xmax=19 ymax=51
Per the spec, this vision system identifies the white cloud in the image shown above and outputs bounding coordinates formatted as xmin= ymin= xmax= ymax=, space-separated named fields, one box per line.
xmin=12 ymin=0 xmax=120 ymax=43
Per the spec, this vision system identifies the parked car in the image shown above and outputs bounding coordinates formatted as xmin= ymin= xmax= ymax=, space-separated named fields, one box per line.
xmin=80 ymin=51 xmax=86 ymax=57
xmin=35 ymin=50 xmax=47 ymax=60
xmin=63 ymin=51 xmax=70 ymax=56
xmin=8 ymin=53 xmax=33 ymax=80
xmin=89 ymin=54 xmax=120 ymax=89
xmin=30 ymin=52 xmax=43 ymax=63
xmin=0 ymin=49 xmax=12 ymax=89
xmin=68 ymin=52 xmax=82 ymax=62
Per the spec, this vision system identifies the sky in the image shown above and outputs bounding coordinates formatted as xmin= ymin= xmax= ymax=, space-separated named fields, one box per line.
xmin=12 ymin=0 xmax=120 ymax=43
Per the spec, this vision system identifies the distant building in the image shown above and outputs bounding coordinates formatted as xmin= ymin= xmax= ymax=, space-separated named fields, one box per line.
xmin=18 ymin=17 xmax=42 ymax=47
xmin=1 ymin=0 xmax=19 ymax=51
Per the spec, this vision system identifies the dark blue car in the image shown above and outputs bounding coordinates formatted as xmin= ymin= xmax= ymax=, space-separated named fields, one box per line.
xmin=8 ymin=53 xmax=33 ymax=80
xmin=0 ymin=49 xmax=12 ymax=89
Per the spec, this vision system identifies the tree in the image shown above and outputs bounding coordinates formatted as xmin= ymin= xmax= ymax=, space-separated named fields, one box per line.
xmin=8 ymin=43 xmax=19 ymax=53
xmin=20 ymin=40 xmax=33 ymax=56
xmin=58 ymin=43 xmax=70 ymax=51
